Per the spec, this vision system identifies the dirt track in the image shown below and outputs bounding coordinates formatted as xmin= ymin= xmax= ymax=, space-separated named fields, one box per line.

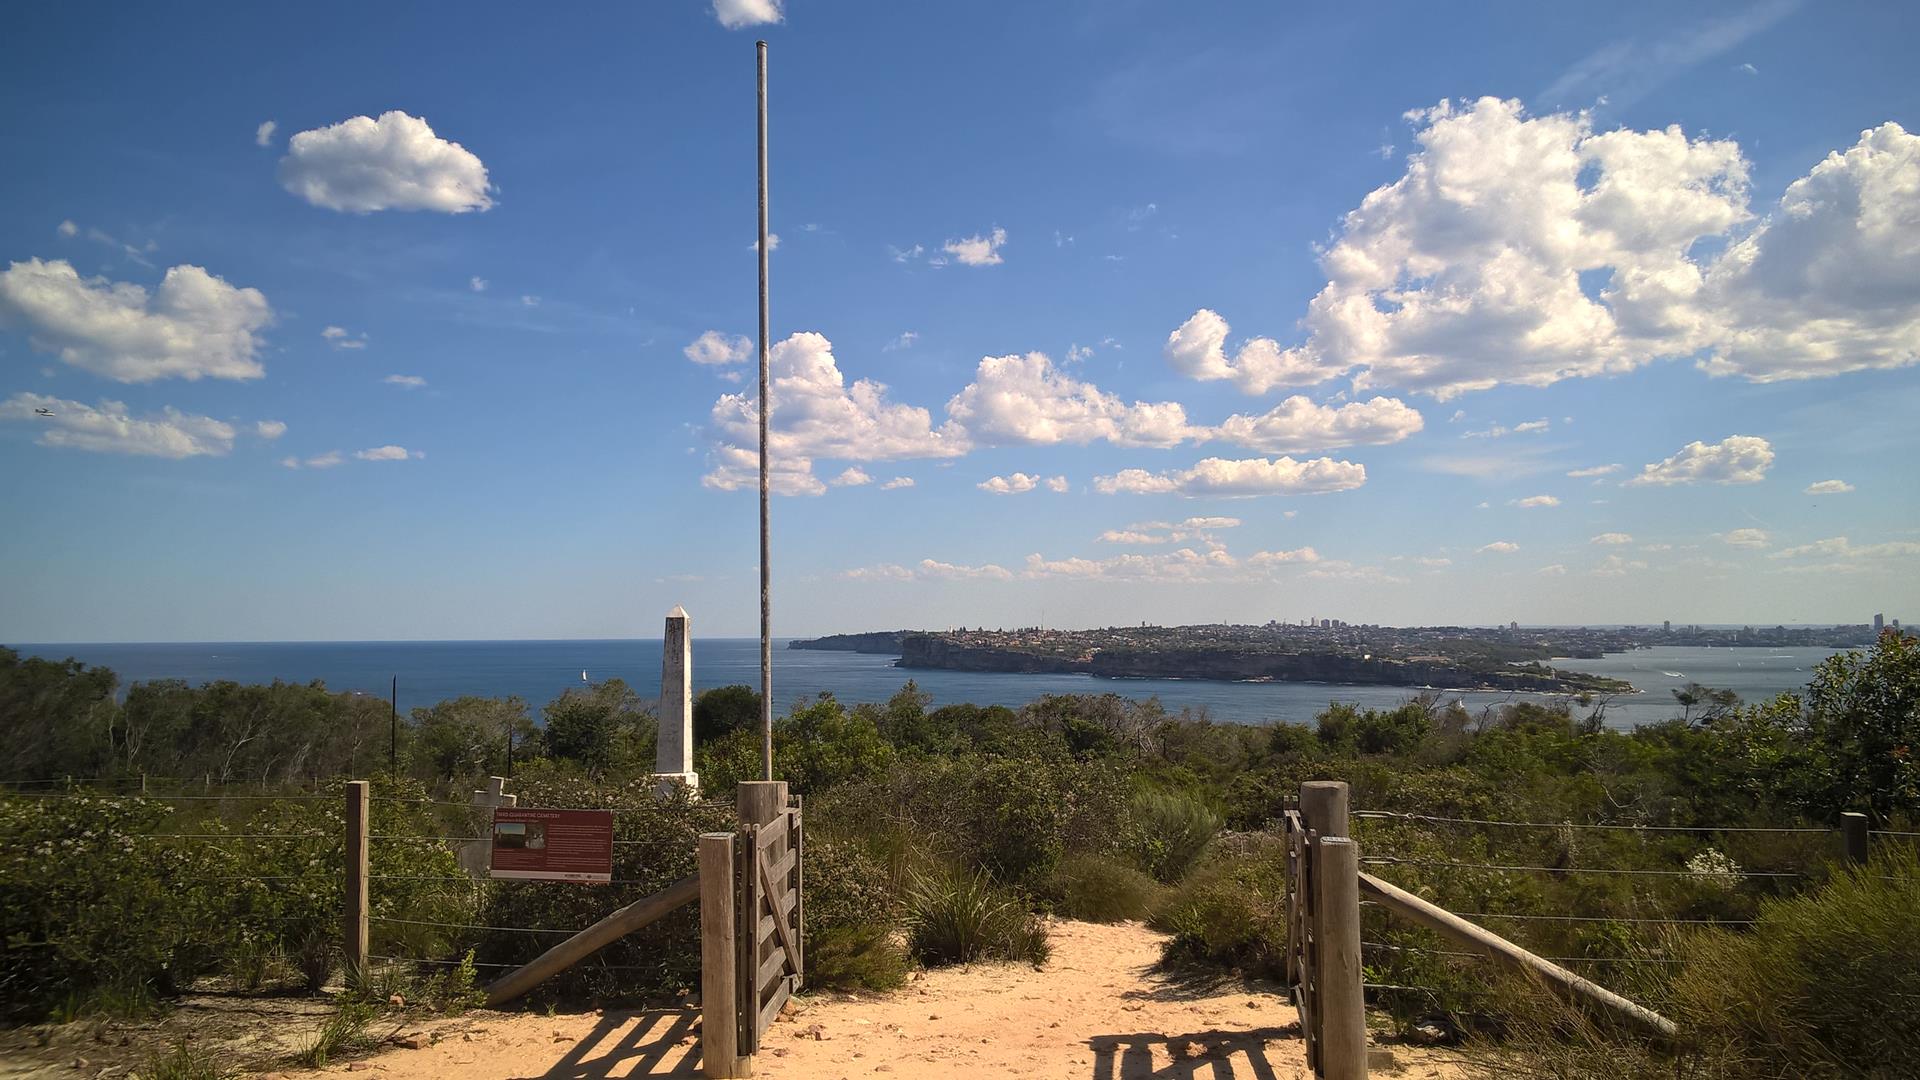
xmin=282 ymin=920 xmax=1467 ymax=1080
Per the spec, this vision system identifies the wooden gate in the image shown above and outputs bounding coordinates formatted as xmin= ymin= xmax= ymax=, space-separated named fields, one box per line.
xmin=1282 ymin=803 xmax=1323 ymax=1073
xmin=737 ymin=794 xmax=803 ymax=1054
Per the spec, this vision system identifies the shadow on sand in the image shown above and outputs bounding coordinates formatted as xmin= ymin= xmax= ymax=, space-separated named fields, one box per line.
xmin=1088 ymin=1025 xmax=1301 ymax=1080
xmin=509 ymin=1008 xmax=705 ymax=1079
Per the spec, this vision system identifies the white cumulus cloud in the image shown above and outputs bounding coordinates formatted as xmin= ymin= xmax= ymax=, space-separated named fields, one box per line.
xmin=1719 ymin=528 xmax=1771 ymax=548
xmin=1210 ymin=395 xmax=1423 ymax=453
xmin=383 ymin=374 xmax=427 ymax=388
xmin=831 ymin=466 xmax=872 ymax=487
xmin=703 ymin=333 xmax=965 ymax=493
xmin=978 ymin=472 xmax=1040 ymax=495
xmin=0 ymin=259 xmax=271 ymax=382
xmin=1624 ymin=435 xmax=1773 ymax=486
xmin=1164 ymin=309 xmax=1343 ymax=394
xmin=0 ymin=393 xmax=238 ymax=458
xmin=322 ymin=325 xmax=367 ymax=349
xmin=943 ymin=227 xmax=1007 ymax=267
xmin=946 ymin=351 xmax=1194 ymax=448
xmin=1695 ymin=123 xmax=1920 ymax=382
xmin=712 ymin=0 xmax=782 ymax=29
xmin=1590 ymin=532 xmax=1634 ymax=546
xmin=1803 ymin=479 xmax=1854 ymax=495
xmin=253 ymin=420 xmax=287 ymax=439
xmin=1186 ymin=101 xmax=1920 ymax=400
xmin=880 ymin=476 xmax=915 ymax=490
xmin=1510 ymin=494 xmax=1561 ymax=508
xmin=279 ymin=111 xmax=493 ymax=214
xmin=684 ymin=330 xmax=753 ymax=366
xmin=255 ymin=120 xmax=277 ymax=147
xmin=1093 ymin=456 xmax=1366 ymax=498
xmin=1478 ymin=541 xmax=1520 ymax=554
xmin=1567 ymin=463 xmax=1622 ymax=478
xmin=354 ymin=445 xmax=422 ymax=461
xmin=701 ymin=443 xmax=825 ymax=497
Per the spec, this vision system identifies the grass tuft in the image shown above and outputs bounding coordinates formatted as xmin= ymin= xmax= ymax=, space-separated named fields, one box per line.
xmin=904 ymin=869 xmax=1050 ymax=967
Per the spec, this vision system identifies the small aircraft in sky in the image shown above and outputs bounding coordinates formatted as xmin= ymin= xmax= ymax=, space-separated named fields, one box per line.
xmin=34 ymin=407 xmax=54 ymax=416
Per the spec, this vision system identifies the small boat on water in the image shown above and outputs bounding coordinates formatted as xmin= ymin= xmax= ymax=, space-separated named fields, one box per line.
xmin=581 ymin=669 xmax=589 ymax=683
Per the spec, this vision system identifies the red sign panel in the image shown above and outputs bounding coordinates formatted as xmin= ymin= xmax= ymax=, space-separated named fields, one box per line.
xmin=489 ymin=808 xmax=615 ymax=883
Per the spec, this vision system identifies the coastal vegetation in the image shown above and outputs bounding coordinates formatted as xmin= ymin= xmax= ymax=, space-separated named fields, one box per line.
xmin=1 ymin=631 xmax=1915 ymax=1075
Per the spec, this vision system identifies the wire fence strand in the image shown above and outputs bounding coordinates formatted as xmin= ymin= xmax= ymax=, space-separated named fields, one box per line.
xmin=1361 ymin=854 xmax=1802 ymax=878
xmin=1354 ymin=809 xmax=1832 ymax=834
xmin=1363 ymin=940 xmax=1684 ymax=965
xmin=370 ymin=916 xmax=576 ymax=935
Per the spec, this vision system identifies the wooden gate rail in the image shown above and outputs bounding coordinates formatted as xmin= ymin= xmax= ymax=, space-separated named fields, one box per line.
xmin=484 ymin=874 xmax=701 ymax=1006
xmin=1358 ymin=870 xmax=1677 ymax=1040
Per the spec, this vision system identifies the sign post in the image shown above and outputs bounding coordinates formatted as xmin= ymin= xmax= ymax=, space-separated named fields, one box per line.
xmin=488 ymin=807 xmax=615 ymax=883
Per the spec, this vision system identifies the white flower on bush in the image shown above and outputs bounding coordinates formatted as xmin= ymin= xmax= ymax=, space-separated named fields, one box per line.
xmin=1685 ymin=848 xmax=1743 ymax=890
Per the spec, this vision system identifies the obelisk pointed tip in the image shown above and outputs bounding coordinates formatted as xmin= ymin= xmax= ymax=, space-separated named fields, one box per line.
xmin=668 ymin=604 xmax=688 ymax=620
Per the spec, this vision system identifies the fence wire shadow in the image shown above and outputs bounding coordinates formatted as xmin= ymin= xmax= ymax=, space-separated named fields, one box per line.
xmin=1089 ymin=1026 xmax=1298 ymax=1080
xmin=509 ymin=1008 xmax=703 ymax=1079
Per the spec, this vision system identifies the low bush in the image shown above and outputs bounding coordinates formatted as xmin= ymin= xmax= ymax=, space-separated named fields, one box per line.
xmin=1047 ymin=854 xmax=1163 ymax=922
xmin=798 ymin=834 xmax=908 ymax=990
xmin=804 ymin=924 xmax=910 ymax=991
xmin=1665 ymin=850 xmax=1920 ymax=1077
xmin=1149 ymin=834 xmax=1289 ymax=977
xmin=1128 ymin=788 xmax=1221 ymax=883
xmin=904 ymin=869 xmax=1049 ymax=967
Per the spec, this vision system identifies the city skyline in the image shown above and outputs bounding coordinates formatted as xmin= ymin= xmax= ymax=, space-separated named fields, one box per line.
xmin=3 ymin=1 xmax=1918 ymax=642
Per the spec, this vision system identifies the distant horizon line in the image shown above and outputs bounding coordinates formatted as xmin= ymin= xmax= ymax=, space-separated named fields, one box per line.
xmin=6 ymin=620 xmax=1892 ymax=649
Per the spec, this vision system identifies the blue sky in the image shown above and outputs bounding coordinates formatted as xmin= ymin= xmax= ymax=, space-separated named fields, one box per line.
xmin=2 ymin=0 xmax=1916 ymax=642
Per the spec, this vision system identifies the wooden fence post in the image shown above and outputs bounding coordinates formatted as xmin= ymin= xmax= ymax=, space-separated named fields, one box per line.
xmin=1842 ymin=812 xmax=1869 ymax=865
xmin=1301 ymin=780 xmax=1350 ymax=840
xmin=1315 ymin=835 xmax=1368 ymax=1080
xmin=344 ymin=779 xmax=369 ymax=982
xmin=701 ymin=832 xmax=747 ymax=1078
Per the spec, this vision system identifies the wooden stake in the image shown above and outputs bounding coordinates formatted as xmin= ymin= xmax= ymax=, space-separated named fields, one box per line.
xmin=1316 ymin=836 xmax=1368 ymax=1079
xmin=1301 ymin=780 xmax=1350 ymax=839
xmin=701 ymin=833 xmax=748 ymax=1078
xmin=1842 ymin=812 xmax=1869 ymax=865
xmin=344 ymin=780 xmax=370 ymax=981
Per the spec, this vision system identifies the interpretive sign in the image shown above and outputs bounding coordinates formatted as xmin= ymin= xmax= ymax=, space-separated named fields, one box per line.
xmin=489 ymin=808 xmax=615 ymax=883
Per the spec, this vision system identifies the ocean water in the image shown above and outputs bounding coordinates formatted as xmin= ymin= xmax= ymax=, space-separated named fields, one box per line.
xmin=10 ymin=639 xmax=1841 ymax=730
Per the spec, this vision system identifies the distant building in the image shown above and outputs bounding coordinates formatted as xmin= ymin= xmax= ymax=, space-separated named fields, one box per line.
xmin=1664 ymin=620 xmax=1671 ymax=633
xmin=1875 ymin=613 xmax=1886 ymax=633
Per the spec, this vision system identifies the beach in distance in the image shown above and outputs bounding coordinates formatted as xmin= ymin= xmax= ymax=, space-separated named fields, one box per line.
xmin=12 ymin=638 xmax=1842 ymax=730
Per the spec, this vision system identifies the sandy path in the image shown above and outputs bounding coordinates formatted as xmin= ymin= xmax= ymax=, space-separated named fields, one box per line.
xmin=286 ymin=921 xmax=1465 ymax=1080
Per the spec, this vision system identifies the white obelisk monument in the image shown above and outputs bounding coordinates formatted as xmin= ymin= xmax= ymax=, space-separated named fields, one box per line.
xmin=655 ymin=604 xmax=699 ymax=793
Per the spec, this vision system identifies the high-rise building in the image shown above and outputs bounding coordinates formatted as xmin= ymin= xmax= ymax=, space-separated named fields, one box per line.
xmin=1875 ymin=613 xmax=1886 ymax=633
xmin=1663 ymin=620 xmax=1671 ymax=633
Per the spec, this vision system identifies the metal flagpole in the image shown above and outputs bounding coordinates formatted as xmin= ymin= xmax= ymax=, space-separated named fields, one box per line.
xmin=389 ymin=675 xmax=397 ymax=780
xmin=756 ymin=39 xmax=773 ymax=782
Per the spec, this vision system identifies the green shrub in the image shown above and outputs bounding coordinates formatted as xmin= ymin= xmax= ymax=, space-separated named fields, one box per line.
xmin=805 ymin=924 xmax=910 ymax=991
xmin=1149 ymin=834 xmax=1289 ymax=976
xmin=904 ymin=869 xmax=1049 ymax=967
xmin=1664 ymin=850 xmax=1920 ymax=1077
xmin=796 ymin=834 xmax=907 ymax=990
xmin=1129 ymin=788 xmax=1221 ymax=883
xmin=1048 ymin=853 xmax=1162 ymax=922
